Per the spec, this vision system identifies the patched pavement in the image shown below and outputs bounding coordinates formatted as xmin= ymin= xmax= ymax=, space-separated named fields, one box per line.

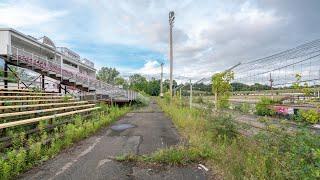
xmin=20 ymin=101 xmax=207 ymax=180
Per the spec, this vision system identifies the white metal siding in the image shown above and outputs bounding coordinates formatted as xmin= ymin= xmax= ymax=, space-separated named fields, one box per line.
xmin=0 ymin=31 xmax=10 ymax=55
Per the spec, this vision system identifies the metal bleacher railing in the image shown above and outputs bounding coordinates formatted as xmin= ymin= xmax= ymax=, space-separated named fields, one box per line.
xmin=6 ymin=45 xmax=137 ymax=100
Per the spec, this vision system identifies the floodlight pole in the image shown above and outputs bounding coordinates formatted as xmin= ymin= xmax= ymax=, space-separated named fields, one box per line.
xmin=190 ymin=79 xmax=192 ymax=109
xmin=160 ymin=63 xmax=164 ymax=97
xmin=169 ymin=11 xmax=175 ymax=98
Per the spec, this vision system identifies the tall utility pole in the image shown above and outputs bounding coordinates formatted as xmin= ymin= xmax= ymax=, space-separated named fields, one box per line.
xmin=160 ymin=63 xmax=164 ymax=97
xmin=189 ymin=79 xmax=192 ymax=109
xmin=169 ymin=11 xmax=175 ymax=97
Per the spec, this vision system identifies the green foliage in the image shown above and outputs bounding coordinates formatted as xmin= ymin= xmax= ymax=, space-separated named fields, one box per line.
xmin=114 ymin=77 xmax=128 ymax=88
xmin=146 ymin=78 xmax=160 ymax=96
xmin=208 ymin=114 xmax=238 ymax=139
xmin=240 ymin=103 xmax=250 ymax=113
xmin=129 ymin=74 xmax=148 ymax=92
xmin=300 ymin=109 xmax=319 ymax=124
xmin=255 ymin=97 xmax=276 ymax=116
xmin=0 ymin=105 xmax=130 ymax=179
xmin=97 ymin=67 xmax=120 ymax=84
xmin=135 ymin=93 xmax=150 ymax=106
xmin=152 ymin=98 xmax=320 ymax=179
xmin=231 ymin=82 xmax=270 ymax=91
xmin=211 ymin=71 xmax=234 ymax=109
xmin=63 ymin=95 xmax=72 ymax=102
xmin=31 ymin=86 xmax=42 ymax=93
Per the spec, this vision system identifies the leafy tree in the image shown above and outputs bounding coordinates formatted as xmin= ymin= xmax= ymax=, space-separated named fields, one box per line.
xmin=231 ymin=82 xmax=270 ymax=92
xmin=192 ymin=82 xmax=212 ymax=92
xmin=129 ymin=74 xmax=148 ymax=92
xmin=293 ymin=73 xmax=312 ymax=96
xmin=163 ymin=79 xmax=178 ymax=93
xmin=146 ymin=78 xmax=160 ymax=96
xmin=115 ymin=77 xmax=128 ymax=88
xmin=211 ymin=71 xmax=234 ymax=110
xmin=97 ymin=67 xmax=119 ymax=84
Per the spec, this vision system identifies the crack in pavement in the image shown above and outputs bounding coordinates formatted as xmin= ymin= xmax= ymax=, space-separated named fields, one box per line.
xmin=20 ymin=101 xmax=207 ymax=180
xmin=50 ymin=137 xmax=102 ymax=180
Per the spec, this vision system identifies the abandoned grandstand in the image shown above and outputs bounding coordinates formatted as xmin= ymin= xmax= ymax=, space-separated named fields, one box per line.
xmin=0 ymin=28 xmax=136 ymax=101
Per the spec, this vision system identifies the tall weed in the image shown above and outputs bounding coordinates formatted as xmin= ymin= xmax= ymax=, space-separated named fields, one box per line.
xmin=156 ymin=97 xmax=320 ymax=179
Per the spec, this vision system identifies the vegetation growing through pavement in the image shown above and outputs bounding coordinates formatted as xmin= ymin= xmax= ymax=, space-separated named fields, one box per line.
xmin=117 ymin=98 xmax=320 ymax=179
xmin=0 ymin=104 xmax=130 ymax=179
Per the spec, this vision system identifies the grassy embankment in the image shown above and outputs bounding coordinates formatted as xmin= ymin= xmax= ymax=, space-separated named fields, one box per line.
xmin=0 ymin=104 xmax=131 ymax=180
xmin=118 ymin=97 xmax=320 ymax=179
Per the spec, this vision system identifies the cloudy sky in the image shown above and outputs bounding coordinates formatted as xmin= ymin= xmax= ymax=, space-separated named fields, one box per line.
xmin=0 ymin=0 xmax=319 ymax=82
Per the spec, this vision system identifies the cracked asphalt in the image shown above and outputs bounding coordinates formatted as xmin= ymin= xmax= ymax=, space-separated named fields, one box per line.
xmin=19 ymin=101 xmax=207 ymax=180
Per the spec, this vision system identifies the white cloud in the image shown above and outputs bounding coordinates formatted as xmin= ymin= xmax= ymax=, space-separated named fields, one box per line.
xmin=0 ymin=1 xmax=67 ymax=28
xmin=0 ymin=0 xmax=318 ymax=83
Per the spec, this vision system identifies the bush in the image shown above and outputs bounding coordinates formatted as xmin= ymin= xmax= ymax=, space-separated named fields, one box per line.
xmin=255 ymin=97 xmax=275 ymax=116
xmin=240 ymin=103 xmax=250 ymax=113
xmin=154 ymin=98 xmax=320 ymax=179
xmin=235 ymin=103 xmax=250 ymax=113
xmin=208 ymin=114 xmax=238 ymax=140
xmin=300 ymin=109 xmax=319 ymax=124
xmin=0 ymin=105 xmax=131 ymax=179
xmin=135 ymin=93 xmax=150 ymax=106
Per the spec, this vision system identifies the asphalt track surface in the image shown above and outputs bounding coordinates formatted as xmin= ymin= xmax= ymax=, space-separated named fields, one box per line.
xmin=20 ymin=101 xmax=207 ymax=180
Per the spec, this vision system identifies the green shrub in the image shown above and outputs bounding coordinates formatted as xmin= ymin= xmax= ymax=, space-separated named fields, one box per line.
xmin=0 ymin=105 xmax=131 ymax=179
xmin=135 ymin=93 xmax=150 ymax=106
xmin=255 ymin=97 xmax=275 ymax=116
xmin=300 ymin=109 xmax=319 ymax=124
xmin=208 ymin=114 xmax=238 ymax=140
xmin=240 ymin=103 xmax=250 ymax=113
xmin=153 ymin=98 xmax=320 ymax=179
xmin=63 ymin=95 xmax=72 ymax=102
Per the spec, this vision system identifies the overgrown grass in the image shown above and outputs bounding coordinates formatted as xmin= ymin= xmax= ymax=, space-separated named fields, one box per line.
xmin=0 ymin=104 xmax=130 ymax=180
xmin=119 ymin=97 xmax=319 ymax=179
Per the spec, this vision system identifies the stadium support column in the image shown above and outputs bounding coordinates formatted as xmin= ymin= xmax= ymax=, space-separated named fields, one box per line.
xmin=41 ymin=74 xmax=45 ymax=91
xmin=4 ymin=62 xmax=8 ymax=89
